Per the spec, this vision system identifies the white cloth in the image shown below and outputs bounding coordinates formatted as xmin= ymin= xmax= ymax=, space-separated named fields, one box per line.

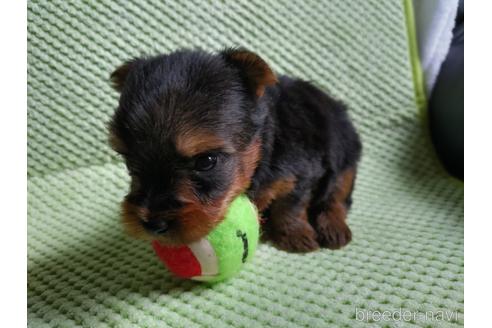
xmin=412 ymin=0 xmax=459 ymax=94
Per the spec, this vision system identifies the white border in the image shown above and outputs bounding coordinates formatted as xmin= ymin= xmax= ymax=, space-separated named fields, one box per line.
xmin=465 ymin=1 xmax=492 ymax=326
xmin=0 ymin=2 xmax=27 ymax=326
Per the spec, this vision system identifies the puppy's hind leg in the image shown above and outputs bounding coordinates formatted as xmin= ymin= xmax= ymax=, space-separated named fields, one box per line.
xmin=312 ymin=168 xmax=356 ymax=250
xmin=264 ymin=193 xmax=320 ymax=253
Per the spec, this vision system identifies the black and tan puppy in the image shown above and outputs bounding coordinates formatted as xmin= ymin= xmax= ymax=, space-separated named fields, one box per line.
xmin=109 ymin=48 xmax=361 ymax=253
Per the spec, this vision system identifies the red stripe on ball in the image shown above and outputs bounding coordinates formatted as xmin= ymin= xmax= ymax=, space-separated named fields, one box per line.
xmin=152 ymin=241 xmax=201 ymax=278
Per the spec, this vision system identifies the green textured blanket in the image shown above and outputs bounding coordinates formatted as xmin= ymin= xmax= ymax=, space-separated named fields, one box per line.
xmin=27 ymin=1 xmax=464 ymax=327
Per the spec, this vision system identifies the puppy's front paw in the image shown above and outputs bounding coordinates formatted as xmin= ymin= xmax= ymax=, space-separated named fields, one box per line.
xmin=268 ymin=220 xmax=320 ymax=253
xmin=315 ymin=204 xmax=352 ymax=249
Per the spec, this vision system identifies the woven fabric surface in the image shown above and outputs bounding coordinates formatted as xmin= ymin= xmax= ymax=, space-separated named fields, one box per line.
xmin=27 ymin=1 xmax=464 ymax=327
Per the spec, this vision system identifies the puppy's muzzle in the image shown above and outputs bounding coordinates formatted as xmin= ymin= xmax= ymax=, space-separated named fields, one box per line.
xmin=138 ymin=210 xmax=176 ymax=235
xmin=141 ymin=219 xmax=171 ymax=235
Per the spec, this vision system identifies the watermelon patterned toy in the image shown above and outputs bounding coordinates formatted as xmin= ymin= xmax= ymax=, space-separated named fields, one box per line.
xmin=152 ymin=194 xmax=260 ymax=282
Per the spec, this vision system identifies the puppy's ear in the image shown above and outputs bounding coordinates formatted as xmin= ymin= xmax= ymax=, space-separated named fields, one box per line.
xmin=221 ymin=48 xmax=277 ymax=97
xmin=110 ymin=59 xmax=138 ymax=92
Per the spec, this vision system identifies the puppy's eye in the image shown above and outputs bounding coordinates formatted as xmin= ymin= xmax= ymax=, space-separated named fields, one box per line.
xmin=194 ymin=154 xmax=217 ymax=171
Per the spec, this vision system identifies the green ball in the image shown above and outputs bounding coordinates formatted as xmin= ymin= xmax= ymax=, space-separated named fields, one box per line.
xmin=153 ymin=194 xmax=260 ymax=282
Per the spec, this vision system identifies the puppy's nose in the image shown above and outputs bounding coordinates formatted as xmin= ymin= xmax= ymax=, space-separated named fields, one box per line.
xmin=142 ymin=219 xmax=170 ymax=235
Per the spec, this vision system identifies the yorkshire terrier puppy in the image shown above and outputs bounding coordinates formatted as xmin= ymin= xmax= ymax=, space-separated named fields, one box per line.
xmin=109 ymin=48 xmax=361 ymax=253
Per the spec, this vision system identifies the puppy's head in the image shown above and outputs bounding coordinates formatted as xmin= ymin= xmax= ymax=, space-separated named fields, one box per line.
xmin=109 ymin=48 xmax=276 ymax=245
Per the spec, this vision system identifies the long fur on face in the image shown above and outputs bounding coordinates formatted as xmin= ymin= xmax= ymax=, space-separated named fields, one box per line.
xmin=110 ymin=49 xmax=273 ymax=245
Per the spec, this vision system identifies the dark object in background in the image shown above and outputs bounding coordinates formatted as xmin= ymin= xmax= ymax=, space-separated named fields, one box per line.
xmin=428 ymin=0 xmax=464 ymax=180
